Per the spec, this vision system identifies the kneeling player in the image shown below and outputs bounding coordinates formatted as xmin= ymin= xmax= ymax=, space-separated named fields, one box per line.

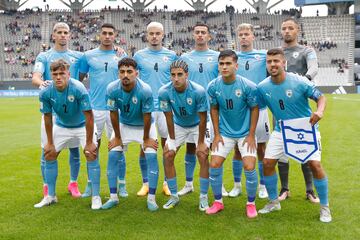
xmin=35 ymin=59 xmax=101 ymax=209
xmin=159 ymin=60 xmax=210 ymax=210
xmin=206 ymin=50 xmax=259 ymax=218
xmin=102 ymin=58 xmax=160 ymax=211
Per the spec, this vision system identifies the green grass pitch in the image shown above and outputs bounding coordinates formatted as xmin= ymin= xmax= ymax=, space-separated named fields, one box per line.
xmin=0 ymin=95 xmax=359 ymax=239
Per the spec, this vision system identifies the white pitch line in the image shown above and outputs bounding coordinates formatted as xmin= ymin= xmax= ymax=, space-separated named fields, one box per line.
xmin=332 ymin=96 xmax=360 ymax=102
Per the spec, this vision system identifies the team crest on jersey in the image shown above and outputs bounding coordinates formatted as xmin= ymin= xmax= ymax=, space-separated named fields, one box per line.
xmin=207 ymin=57 xmax=213 ymax=62
xmin=292 ymin=52 xmax=299 ymax=59
xmin=68 ymin=95 xmax=75 ymax=102
xmin=286 ymin=90 xmax=293 ymax=98
xmin=187 ymin=98 xmax=193 ymax=105
xmin=107 ymin=99 xmax=115 ymax=107
xmin=114 ymin=56 xmax=119 ymax=61
xmin=132 ymin=96 xmax=138 ymax=104
xmin=160 ymin=100 xmax=168 ymax=109
xmin=254 ymin=54 xmax=261 ymax=60
xmin=163 ymin=56 xmax=169 ymax=62
xmin=69 ymin=57 xmax=75 ymax=63
xmin=235 ymin=89 xmax=242 ymax=97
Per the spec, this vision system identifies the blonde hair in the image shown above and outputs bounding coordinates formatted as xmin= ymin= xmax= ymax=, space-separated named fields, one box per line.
xmin=147 ymin=22 xmax=164 ymax=31
xmin=236 ymin=23 xmax=254 ymax=33
xmin=53 ymin=22 xmax=70 ymax=32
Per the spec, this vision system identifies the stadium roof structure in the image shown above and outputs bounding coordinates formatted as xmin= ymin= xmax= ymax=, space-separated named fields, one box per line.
xmin=244 ymin=0 xmax=285 ymax=14
xmin=0 ymin=0 xmax=29 ymax=11
xmin=121 ymin=0 xmax=156 ymax=11
xmin=58 ymin=0 xmax=95 ymax=12
xmin=184 ymin=0 xmax=218 ymax=11
xmin=294 ymin=0 xmax=353 ymax=15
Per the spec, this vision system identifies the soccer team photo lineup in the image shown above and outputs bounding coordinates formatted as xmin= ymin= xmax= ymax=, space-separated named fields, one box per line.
xmin=0 ymin=0 xmax=360 ymax=238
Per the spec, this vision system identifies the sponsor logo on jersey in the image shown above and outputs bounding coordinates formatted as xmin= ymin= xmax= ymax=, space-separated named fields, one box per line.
xmin=132 ymin=96 xmax=138 ymax=104
xmin=292 ymin=52 xmax=299 ymax=58
xmin=187 ymin=97 xmax=193 ymax=105
xmin=68 ymin=95 xmax=75 ymax=102
xmin=286 ymin=90 xmax=293 ymax=98
xmin=235 ymin=89 xmax=242 ymax=97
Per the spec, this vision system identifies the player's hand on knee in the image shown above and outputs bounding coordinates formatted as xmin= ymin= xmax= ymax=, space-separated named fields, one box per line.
xmin=108 ymin=137 xmax=123 ymax=151
xmin=211 ymin=134 xmax=224 ymax=152
xmin=44 ymin=144 xmax=57 ymax=160
xmin=84 ymin=143 xmax=97 ymax=161
xmin=310 ymin=111 xmax=323 ymax=126
xmin=243 ymin=134 xmax=256 ymax=154
xmin=196 ymin=142 xmax=209 ymax=158
xmin=143 ymin=138 xmax=158 ymax=151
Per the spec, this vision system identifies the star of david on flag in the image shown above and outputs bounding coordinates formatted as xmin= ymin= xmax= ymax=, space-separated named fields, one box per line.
xmin=280 ymin=117 xmax=318 ymax=164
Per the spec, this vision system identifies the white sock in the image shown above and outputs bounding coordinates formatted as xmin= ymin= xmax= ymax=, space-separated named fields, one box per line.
xmin=110 ymin=194 xmax=118 ymax=201
xmin=147 ymin=194 xmax=155 ymax=202
xmin=234 ymin=182 xmax=241 ymax=188
xmin=200 ymin=193 xmax=207 ymax=199
xmin=186 ymin=181 xmax=193 ymax=187
xmin=215 ymin=198 xmax=223 ymax=204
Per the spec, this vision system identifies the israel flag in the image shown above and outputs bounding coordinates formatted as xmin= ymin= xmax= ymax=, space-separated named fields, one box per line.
xmin=280 ymin=117 xmax=318 ymax=164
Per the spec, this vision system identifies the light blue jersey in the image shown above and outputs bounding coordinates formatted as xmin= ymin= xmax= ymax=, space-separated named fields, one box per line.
xmin=180 ymin=49 xmax=219 ymax=90
xmin=33 ymin=48 xmax=83 ymax=80
xmin=207 ymin=75 xmax=258 ymax=138
xmin=133 ymin=47 xmax=178 ymax=110
xmin=106 ymin=78 xmax=154 ymax=126
xmin=236 ymin=49 xmax=267 ymax=85
xmin=257 ymin=72 xmax=323 ymax=132
xmin=39 ymin=78 xmax=92 ymax=128
xmin=80 ymin=48 xmax=127 ymax=110
xmin=158 ymin=80 xmax=208 ymax=128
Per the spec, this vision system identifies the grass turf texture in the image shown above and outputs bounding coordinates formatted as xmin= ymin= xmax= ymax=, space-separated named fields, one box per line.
xmin=0 ymin=95 xmax=359 ymax=240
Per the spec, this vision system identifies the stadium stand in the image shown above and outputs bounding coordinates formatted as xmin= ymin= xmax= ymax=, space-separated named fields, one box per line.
xmin=0 ymin=8 xmax=355 ymax=88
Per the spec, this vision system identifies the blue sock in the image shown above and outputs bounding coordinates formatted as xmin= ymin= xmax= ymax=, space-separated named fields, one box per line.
xmin=199 ymin=177 xmax=209 ymax=195
xmin=87 ymin=159 xmax=100 ymax=196
xmin=69 ymin=147 xmax=80 ymax=182
xmin=185 ymin=154 xmax=196 ymax=182
xmin=145 ymin=153 xmax=159 ymax=195
xmin=107 ymin=151 xmax=121 ymax=194
xmin=209 ymin=167 xmax=223 ymax=200
xmin=139 ymin=156 xmax=148 ymax=183
xmin=313 ymin=177 xmax=329 ymax=206
xmin=232 ymin=158 xmax=243 ymax=183
xmin=264 ymin=173 xmax=278 ymax=201
xmin=45 ymin=160 xmax=58 ymax=197
xmin=258 ymin=161 xmax=265 ymax=185
xmin=167 ymin=177 xmax=177 ymax=195
xmin=118 ymin=151 xmax=126 ymax=182
xmin=40 ymin=148 xmax=46 ymax=183
xmin=245 ymin=169 xmax=258 ymax=203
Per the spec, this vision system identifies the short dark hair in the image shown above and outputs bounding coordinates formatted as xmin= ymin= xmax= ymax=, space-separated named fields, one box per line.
xmin=282 ymin=17 xmax=299 ymax=26
xmin=193 ymin=23 xmax=210 ymax=32
xmin=118 ymin=57 xmax=137 ymax=69
xmin=170 ymin=60 xmax=188 ymax=73
xmin=50 ymin=59 xmax=70 ymax=72
xmin=267 ymin=48 xmax=285 ymax=57
xmin=101 ymin=23 xmax=116 ymax=31
xmin=218 ymin=50 xmax=238 ymax=62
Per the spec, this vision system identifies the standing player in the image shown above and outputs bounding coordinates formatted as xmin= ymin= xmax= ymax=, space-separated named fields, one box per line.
xmin=102 ymin=58 xmax=160 ymax=211
xmin=133 ymin=22 xmax=178 ymax=196
xmin=206 ymin=50 xmax=259 ymax=218
xmin=178 ymin=23 xmax=222 ymax=196
xmin=257 ymin=48 xmax=331 ymax=223
xmin=279 ymin=18 xmax=319 ymax=203
xmin=79 ymin=23 xmax=127 ymax=198
xmin=158 ymin=60 xmax=210 ymax=210
xmin=32 ymin=22 xmax=83 ymax=200
xmin=227 ymin=23 xmax=270 ymax=199
xmin=35 ymin=59 xmax=101 ymax=209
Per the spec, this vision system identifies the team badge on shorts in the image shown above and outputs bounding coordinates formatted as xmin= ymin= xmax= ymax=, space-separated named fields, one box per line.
xmin=68 ymin=95 xmax=75 ymax=102
xmin=235 ymin=89 xmax=242 ymax=97
xmin=286 ymin=90 xmax=293 ymax=98
xmin=292 ymin=52 xmax=299 ymax=58
xmin=207 ymin=57 xmax=213 ymax=62
xmin=187 ymin=98 xmax=193 ymax=105
xmin=132 ymin=96 xmax=138 ymax=104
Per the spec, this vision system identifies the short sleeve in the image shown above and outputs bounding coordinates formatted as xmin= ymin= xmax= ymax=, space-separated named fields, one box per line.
xmin=158 ymin=86 xmax=171 ymax=112
xmin=79 ymin=54 xmax=89 ymax=74
xmin=33 ymin=53 xmax=46 ymax=74
xmin=207 ymin=80 xmax=218 ymax=106
xmin=39 ymin=89 xmax=52 ymax=114
xmin=142 ymin=86 xmax=154 ymax=113
xmin=106 ymin=83 xmax=118 ymax=111
xmin=196 ymin=87 xmax=208 ymax=112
